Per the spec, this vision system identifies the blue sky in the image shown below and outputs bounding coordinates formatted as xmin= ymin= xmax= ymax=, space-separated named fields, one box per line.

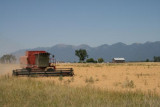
xmin=0 ymin=0 xmax=160 ymax=55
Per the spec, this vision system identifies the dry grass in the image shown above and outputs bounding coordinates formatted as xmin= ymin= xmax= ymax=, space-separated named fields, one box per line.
xmin=1 ymin=62 xmax=160 ymax=94
xmin=0 ymin=62 xmax=160 ymax=106
xmin=55 ymin=62 xmax=160 ymax=94
xmin=0 ymin=75 xmax=160 ymax=107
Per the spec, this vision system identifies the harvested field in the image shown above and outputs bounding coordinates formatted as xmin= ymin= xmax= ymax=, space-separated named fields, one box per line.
xmin=1 ymin=62 xmax=160 ymax=94
xmin=55 ymin=62 xmax=160 ymax=94
xmin=1 ymin=62 xmax=160 ymax=106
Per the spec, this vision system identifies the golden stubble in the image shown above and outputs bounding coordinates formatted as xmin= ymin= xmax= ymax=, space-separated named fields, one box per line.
xmin=1 ymin=62 xmax=160 ymax=94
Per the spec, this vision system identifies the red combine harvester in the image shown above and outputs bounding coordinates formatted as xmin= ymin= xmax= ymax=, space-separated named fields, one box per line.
xmin=12 ymin=51 xmax=74 ymax=76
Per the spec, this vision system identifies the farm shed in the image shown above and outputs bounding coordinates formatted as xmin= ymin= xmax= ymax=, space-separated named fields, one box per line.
xmin=112 ymin=58 xmax=125 ymax=63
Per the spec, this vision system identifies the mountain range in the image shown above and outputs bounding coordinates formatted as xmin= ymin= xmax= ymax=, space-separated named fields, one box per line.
xmin=12 ymin=41 xmax=160 ymax=62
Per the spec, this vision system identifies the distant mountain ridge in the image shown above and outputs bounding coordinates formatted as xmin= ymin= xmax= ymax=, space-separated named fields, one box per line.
xmin=12 ymin=41 xmax=160 ymax=62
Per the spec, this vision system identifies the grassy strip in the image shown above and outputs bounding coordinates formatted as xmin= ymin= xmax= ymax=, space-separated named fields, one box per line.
xmin=0 ymin=76 xmax=160 ymax=107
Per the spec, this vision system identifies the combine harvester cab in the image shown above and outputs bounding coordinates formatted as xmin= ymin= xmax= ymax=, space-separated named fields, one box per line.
xmin=13 ymin=51 xmax=74 ymax=77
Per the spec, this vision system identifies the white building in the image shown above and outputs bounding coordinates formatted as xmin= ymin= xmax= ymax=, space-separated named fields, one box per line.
xmin=112 ymin=58 xmax=125 ymax=63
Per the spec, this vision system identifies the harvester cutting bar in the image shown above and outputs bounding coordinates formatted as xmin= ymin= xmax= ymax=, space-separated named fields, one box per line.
xmin=12 ymin=68 xmax=74 ymax=77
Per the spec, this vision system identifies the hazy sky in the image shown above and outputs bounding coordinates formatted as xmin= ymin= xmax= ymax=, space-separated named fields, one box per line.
xmin=0 ymin=0 xmax=160 ymax=55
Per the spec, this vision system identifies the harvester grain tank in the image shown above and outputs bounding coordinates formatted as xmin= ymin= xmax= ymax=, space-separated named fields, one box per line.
xmin=12 ymin=51 xmax=74 ymax=76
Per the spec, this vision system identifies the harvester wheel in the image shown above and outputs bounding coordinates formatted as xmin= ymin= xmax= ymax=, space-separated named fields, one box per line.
xmin=47 ymin=68 xmax=55 ymax=72
xmin=26 ymin=68 xmax=31 ymax=76
xmin=26 ymin=68 xmax=31 ymax=72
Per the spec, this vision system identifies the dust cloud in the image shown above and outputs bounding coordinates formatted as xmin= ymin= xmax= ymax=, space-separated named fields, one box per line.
xmin=0 ymin=64 xmax=20 ymax=75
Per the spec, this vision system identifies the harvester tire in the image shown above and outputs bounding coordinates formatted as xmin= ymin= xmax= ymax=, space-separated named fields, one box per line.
xmin=47 ymin=68 xmax=55 ymax=72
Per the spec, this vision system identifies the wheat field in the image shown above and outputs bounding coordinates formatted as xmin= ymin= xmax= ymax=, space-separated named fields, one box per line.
xmin=57 ymin=62 xmax=160 ymax=93
xmin=0 ymin=63 xmax=160 ymax=106
xmin=1 ymin=62 xmax=160 ymax=94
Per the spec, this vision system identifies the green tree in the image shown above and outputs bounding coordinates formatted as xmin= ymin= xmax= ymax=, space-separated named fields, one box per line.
xmin=97 ymin=58 xmax=104 ymax=63
xmin=86 ymin=58 xmax=96 ymax=63
xmin=0 ymin=54 xmax=16 ymax=64
xmin=146 ymin=59 xmax=149 ymax=62
xmin=75 ymin=49 xmax=88 ymax=62
xmin=153 ymin=56 xmax=160 ymax=62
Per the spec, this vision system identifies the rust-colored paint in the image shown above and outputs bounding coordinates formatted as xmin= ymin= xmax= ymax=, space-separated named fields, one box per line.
xmin=20 ymin=51 xmax=46 ymax=68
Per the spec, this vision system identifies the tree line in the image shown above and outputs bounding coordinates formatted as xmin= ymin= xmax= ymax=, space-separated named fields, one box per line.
xmin=75 ymin=49 xmax=160 ymax=63
xmin=75 ymin=49 xmax=104 ymax=63
xmin=146 ymin=56 xmax=160 ymax=62
xmin=0 ymin=54 xmax=16 ymax=64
